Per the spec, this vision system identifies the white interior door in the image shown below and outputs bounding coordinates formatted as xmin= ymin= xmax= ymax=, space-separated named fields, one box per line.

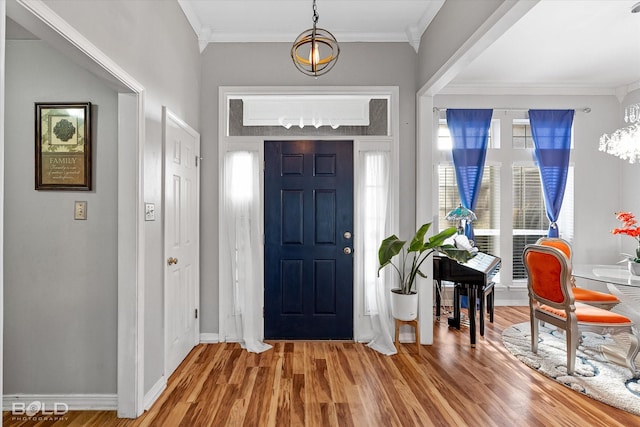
xmin=164 ymin=107 xmax=200 ymax=378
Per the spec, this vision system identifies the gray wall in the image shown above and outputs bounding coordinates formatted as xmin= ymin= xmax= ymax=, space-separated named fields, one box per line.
xmin=4 ymin=40 xmax=118 ymax=394
xmin=200 ymin=42 xmax=418 ymax=333
xmin=13 ymin=0 xmax=201 ymax=395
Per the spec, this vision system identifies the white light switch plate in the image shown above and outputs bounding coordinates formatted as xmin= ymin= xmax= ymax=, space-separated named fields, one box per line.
xmin=75 ymin=201 xmax=87 ymax=220
xmin=145 ymin=203 xmax=155 ymax=221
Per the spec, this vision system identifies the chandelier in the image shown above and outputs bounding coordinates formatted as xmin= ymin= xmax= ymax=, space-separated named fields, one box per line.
xmin=599 ymin=103 xmax=640 ymax=164
xmin=291 ymin=0 xmax=340 ymax=77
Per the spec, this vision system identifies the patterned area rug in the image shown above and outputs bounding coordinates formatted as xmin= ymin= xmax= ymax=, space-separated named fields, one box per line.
xmin=502 ymin=322 xmax=640 ymax=415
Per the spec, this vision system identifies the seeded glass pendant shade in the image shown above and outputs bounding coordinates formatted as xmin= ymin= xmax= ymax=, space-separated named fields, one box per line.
xmin=291 ymin=0 xmax=340 ymax=77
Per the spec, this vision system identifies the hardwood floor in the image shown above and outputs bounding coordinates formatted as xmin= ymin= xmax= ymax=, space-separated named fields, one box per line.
xmin=4 ymin=306 xmax=640 ymax=426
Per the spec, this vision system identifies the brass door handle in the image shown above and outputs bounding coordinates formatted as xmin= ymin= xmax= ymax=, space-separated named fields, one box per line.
xmin=343 ymin=247 xmax=352 ymax=255
xmin=167 ymin=257 xmax=178 ymax=265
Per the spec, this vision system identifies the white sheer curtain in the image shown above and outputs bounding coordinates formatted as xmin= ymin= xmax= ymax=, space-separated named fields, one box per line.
xmin=223 ymin=151 xmax=272 ymax=353
xmin=361 ymin=151 xmax=397 ymax=355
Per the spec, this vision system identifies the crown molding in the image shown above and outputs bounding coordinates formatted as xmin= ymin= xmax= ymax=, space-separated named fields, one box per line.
xmin=629 ymin=81 xmax=640 ymax=93
xmin=615 ymin=80 xmax=640 ymax=102
xmin=439 ymin=85 xmax=618 ymax=97
xmin=200 ymin=29 xmax=413 ymax=44
xmin=405 ymin=25 xmax=420 ymax=53
xmin=177 ymin=0 xmax=201 ymax=38
xmin=196 ymin=29 xmax=418 ymax=53
xmin=408 ymin=0 xmax=445 ymax=53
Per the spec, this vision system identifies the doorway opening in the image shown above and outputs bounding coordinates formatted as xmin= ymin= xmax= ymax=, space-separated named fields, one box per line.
xmin=218 ymin=87 xmax=399 ymax=345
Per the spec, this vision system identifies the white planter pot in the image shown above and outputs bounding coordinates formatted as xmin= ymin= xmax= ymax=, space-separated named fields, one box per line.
xmin=390 ymin=290 xmax=418 ymax=321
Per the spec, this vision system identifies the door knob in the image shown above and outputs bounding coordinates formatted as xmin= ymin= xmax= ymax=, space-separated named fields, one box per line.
xmin=343 ymin=247 xmax=352 ymax=255
xmin=344 ymin=231 xmax=352 ymax=239
xmin=167 ymin=257 xmax=178 ymax=265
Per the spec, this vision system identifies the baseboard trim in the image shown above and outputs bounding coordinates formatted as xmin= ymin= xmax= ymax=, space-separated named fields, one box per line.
xmin=199 ymin=333 xmax=219 ymax=343
xmin=143 ymin=376 xmax=166 ymax=411
xmin=3 ymin=394 xmax=117 ymax=411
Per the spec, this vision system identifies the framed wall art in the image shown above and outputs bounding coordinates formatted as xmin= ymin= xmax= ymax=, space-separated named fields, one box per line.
xmin=35 ymin=102 xmax=92 ymax=191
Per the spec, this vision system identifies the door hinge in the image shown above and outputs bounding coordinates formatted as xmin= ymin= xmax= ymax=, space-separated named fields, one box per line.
xmin=263 ymin=307 xmax=265 ymax=318
xmin=195 ymin=156 xmax=199 ymax=167
xmin=195 ymin=308 xmax=198 ymax=319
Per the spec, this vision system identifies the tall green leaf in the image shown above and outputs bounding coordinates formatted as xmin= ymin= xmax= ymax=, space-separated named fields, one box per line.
xmin=378 ymin=235 xmax=406 ymax=271
xmin=439 ymin=245 xmax=474 ymax=264
xmin=423 ymin=227 xmax=457 ymax=252
xmin=409 ymin=223 xmax=431 ymax=252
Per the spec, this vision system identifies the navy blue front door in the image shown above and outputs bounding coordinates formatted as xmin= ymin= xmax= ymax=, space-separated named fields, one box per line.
xmin=264 ymin=140 xmax=354 ymax=339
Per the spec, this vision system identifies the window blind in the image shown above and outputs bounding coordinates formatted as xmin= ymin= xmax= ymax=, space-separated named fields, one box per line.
xmin=438 ymin=165 xmax=501 ymax=260
xmin=512 ymin=166 xmax=548 ymax=279
xmin=437 ymin=120 xmax=495 ymax=150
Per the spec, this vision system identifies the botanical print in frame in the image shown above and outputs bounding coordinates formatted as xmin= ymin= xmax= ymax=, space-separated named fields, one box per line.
xmin=35 ymin=102 xmax=92 ymax=190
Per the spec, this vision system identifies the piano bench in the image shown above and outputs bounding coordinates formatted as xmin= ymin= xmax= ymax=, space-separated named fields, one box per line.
xmin=479 ymin=282 xmax=495 ymax=336
xmin=447 ymin=281 xmax=495 ymax=337
xmin=395 ymin=319 xmax=420 ymax=355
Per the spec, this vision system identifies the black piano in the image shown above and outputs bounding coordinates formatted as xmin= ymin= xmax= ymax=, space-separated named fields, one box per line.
xmin=433 ymin=252 xmax=501 ymax=347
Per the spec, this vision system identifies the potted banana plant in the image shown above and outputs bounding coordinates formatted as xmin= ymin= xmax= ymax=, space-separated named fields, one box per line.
xmin=378 ymin=223 xmax=472 ymax=320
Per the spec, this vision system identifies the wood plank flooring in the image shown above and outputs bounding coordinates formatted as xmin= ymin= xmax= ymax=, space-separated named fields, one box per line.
xmin=4 ymin=306 xmax=640 ymax=426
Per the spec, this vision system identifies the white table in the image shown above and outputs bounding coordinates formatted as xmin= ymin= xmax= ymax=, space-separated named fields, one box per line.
xmin=573 ymin=264 xmax=640 ymax=289
xmin=573 ymin=264 xmax=640 ymax=369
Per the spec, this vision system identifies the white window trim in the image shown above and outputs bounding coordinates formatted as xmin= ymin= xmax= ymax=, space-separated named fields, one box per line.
xmin=434 ymin=111 xmax=574 ymax=291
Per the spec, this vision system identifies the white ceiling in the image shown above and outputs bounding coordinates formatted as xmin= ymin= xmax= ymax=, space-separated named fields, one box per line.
xmin=177 ymin=0 xmax=444 ymax=49
xmin=179 ymin=0 xmax=640 ymax=93
xmin=449 ymin=0 xmax=640 ymax=92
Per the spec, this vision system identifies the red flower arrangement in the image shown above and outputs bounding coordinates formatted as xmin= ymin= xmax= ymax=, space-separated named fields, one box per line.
xmin=612 ymin=211 xmax=640 ymax=262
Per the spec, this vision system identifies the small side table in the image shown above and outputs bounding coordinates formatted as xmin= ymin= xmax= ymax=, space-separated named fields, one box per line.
xmin=395 ymin=319 xmax=420 ymax=355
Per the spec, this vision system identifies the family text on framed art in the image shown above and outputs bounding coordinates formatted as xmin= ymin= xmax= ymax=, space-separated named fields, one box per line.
xmin=35 ymin=102 xmax=92 ymax=191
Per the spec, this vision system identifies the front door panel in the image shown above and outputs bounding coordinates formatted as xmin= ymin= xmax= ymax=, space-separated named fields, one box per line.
xmin=265 ymin=140 xmax=354 ymax=339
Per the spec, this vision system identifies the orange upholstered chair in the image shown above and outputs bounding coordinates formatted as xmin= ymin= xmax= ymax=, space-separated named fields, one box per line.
xmin=523 ymin=244 xmax=639 ymax=376
xmin=536 ymin=237 xmax=620 ymax=310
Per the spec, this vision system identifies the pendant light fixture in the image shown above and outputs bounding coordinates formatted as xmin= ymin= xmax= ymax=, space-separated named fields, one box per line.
xmin=291 ymin=0 xmax=340 ymax=77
